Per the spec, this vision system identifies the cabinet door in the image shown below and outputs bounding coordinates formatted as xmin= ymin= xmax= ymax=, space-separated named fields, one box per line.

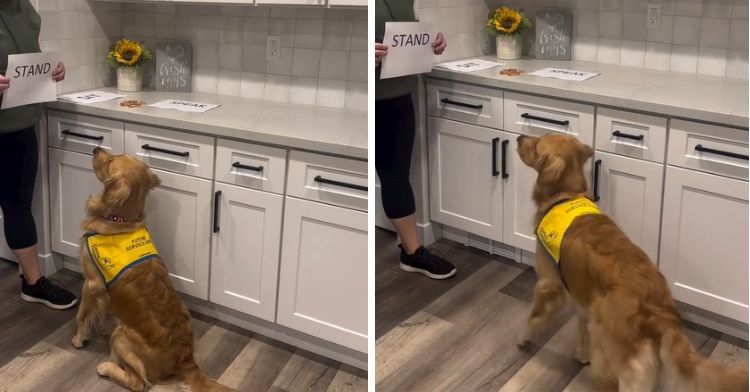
xmin=502 ymin=131 xmax=539 ymax=252
xmin=210 ymin=182 xmax=282 ymax=322
xmin=277 ymin=197 xmax=367 ymax=353
xmin=48 ymin=148 xmax=102 ymax=258
xmin=428 ymin=117 xmax=504 ymax=242
xmin=594 ymin=151 xmax=664 ymax=262
xmin=145 ymin=169 xmax=212 ymax=300
xmin=660 ymin=166 xmax=748 ymax=322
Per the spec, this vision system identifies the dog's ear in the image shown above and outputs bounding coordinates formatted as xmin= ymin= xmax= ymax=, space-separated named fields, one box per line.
xmin=103 ymin=176 xmax=131 ymax=206
xmin=580 ymin=143 xmax=594 ymax=162
xmin=538 ymin=154 xmax=566 ymax=182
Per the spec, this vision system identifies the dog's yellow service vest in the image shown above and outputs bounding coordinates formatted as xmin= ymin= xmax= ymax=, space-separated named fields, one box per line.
xmin=536 ymin=197 xmax=601 ymax=264
xmin=85 ymin=227 xmax=159 ymax=287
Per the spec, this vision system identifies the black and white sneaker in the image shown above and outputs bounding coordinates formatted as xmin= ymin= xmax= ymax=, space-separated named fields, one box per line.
xmin=399 ymin=245 xmax=457 ymax=280
xmin=20 ymin=276 xmax=78 ymax=310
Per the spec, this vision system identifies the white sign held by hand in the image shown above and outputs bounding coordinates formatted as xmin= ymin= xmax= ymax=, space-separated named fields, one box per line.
xmin=1 ymin=52 xmax=59 ymax=109
xmin=380 ymin=22 xmax=436 ymax=80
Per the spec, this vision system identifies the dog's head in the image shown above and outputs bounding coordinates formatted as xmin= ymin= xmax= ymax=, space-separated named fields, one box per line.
xmin=88 ymin=147 xmax=160 ymax=221
xmin=517 ymin=133 xmax=593 ymax=205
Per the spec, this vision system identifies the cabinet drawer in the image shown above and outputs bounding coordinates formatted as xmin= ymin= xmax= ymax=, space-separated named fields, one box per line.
xmin=504 ymin=92 xmax=595 ymax=145
xmin=667 ymin=120 xmax=748 ymax=181
xmin=215 ymin=139 xmax=287 ymax=194
xmin=427 ymin=79 xmax=503 ymax=129
xmin=287 ymin=151 xmax=367 ymax=212
xmin=48 ymin=110 xmax=124 ymax=155
xmin=125 ymin=124 xmax=215 ymax=180
xmin=595 ymin=108 xmax=667 ymax=163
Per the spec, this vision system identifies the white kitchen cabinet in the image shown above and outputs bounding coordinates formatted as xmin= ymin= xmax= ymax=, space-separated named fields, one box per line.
xmin=210 ymin=182 xmax=283 ymax=322
xmin=660 ymin=165 xmax=748 ymax=322
xmin=328 ymin=0 xmax=366 ymax=5
xmin=593 ymin=151 xmax=664 ymax=263
xmin=256 ymin=0 xmax=324 ymax=4
xmin=501 ymin=134 xmax=539 ymax=253
xmin=145 ymin=169 xmax=212 ymax=301
xmin=48 ymin=148 xmax=102 ymax=258
xmin=277 ymin=196 xmax=367 ymax=353
xmin=428 ymin=117 xmax=505 ymax=242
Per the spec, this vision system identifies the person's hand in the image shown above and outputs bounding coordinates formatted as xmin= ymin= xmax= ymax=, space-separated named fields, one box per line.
xmin=433 ymin=32 xmax=446 ymax=55
xmin=52 ymin=61 xmax=65 ymax=82
xmin=0 ymin=74 xmax=8 ymax=96
xmin=376 ymin=42 xmax=388 ymax=66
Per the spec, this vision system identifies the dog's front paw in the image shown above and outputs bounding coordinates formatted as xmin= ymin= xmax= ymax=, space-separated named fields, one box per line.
xmin=516 ymin=330 xmax=532 ymax=349
xmin=72 ymin=334 xmax=88 ymax=349
xmin=574 ymin=346 xmax=590 ymax=365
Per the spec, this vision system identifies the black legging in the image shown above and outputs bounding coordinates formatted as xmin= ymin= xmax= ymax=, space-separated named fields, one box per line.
xmin=0 ymin=127 xmax=38 ymax=249
xmin=376 ymin=94 xmax=416 ymax=220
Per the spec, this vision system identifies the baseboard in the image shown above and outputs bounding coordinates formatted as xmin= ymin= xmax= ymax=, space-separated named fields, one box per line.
xmin=39 ymin=252 xmax=62 ymax=276
xmin=180 ymin=295 xmax=368 ymax=370
xmin=417 ymin=221 xmax=441 ymax=247
xmin=677 ymin=302 xmax=749 ymax=341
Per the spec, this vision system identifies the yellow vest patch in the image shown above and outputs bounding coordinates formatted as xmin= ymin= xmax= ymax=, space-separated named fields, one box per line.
xmin=536 ymin=198 xmax=601 ymax=263
xmin=86 ymin=227 xmax=159 ymax=287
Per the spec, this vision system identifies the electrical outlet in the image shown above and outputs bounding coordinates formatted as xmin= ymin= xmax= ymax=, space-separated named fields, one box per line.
xmin=647 ymin=3 xmax=661 ymax=29
xmin=266 ymin=36 xmax=280 ymax=61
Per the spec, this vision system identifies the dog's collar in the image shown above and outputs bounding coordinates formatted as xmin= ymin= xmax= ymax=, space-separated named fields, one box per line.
xmin=104 ymin=215 xmax=128 ymax=223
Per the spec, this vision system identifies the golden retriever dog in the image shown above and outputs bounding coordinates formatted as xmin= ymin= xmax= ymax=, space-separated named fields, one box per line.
xmin=516 ymin=133 xmax=748 ymax=391
xmin=71 ymin=147 xmax=235 ymax=392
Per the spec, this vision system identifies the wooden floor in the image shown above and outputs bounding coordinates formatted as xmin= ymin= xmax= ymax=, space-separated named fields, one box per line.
xmin=0 ymin=259 xmax=367 ymax=392
xmin=375 ymin=228 xmax=749 ymax=391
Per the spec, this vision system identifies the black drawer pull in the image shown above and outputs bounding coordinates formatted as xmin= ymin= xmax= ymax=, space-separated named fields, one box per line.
xmin=141 ymin=144 xmax=190 ymax=158
xmin=593 ymin=159 xmax=602 ymax=202
xmin=695 ymin=144 xmax=748 ymax=161
xmin=440 ymin=98 xmax=483 ymax=110
xmin=232 ymin=161 xmax=263 ymax=172
xmin=61 ymin=129 xmax=104 ymax=141
xmin=521 ymin=113 xmax=569 ymax=126
xmin=492 ymin=137 xmax=500 ymax=176
xmin=314 ymin=175 xmax=367 ymax=192
xmin=501 ymin=139 xmax=509 ymax=179
xmin=612 ymin=130 xmax=644 ymax=141
xmin=213 ymin=190 xmax=221 ymax=233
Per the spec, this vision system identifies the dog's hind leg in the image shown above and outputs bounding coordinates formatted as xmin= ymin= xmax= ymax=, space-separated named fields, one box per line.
xmin=72 ymin=276 xmax=108 ymax=348
xmin=617 ymin=341 xmax=658 ymax=392
xmin=98 ymin=326 xmax=152 ymax=391
xmin=574 ymin=311 xmax=590 ymax=364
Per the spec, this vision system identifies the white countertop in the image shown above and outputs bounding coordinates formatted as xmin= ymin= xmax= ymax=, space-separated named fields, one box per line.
xmin=429 ymin=57 xmax=749 ymax=129
xmin=48 ymin=88 xmax=368 ymax=160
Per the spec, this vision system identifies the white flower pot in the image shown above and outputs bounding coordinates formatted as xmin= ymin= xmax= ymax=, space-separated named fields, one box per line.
xmin=496 ymin=35 xmax=523 ymax=60
xmin=117 ymin=67 xmax=143 ymax=92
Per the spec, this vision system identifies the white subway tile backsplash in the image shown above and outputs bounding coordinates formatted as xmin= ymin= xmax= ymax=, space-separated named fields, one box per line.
xmin=573 ymin=36 xmax=598 ymax=61
xmin=244 ymin=7 xmax=270 ymax=18
xmin=725 ymin=49 xmax=749 ymax=79
xmin=219 ymin=44 xmax=243 ymax=71
xmin=270 ymin=7 xmax=296 ymax=19
xmin=243 ymin=18 xmax=270 ymax=46
xmin=674 ymin=0 xmax=703 ymax=16
xmin=217 ymin=70 xmax=242 ymax=96
xmin=58 ymin=12 xmax=77 ymax=40
xmin=597 ymin=38 xmax=622 ymax=63
xmin=39 ymin=11 xmax=60 ymax=41
xmin=319 ymin=50 xmax=349 ymax=80
xmin=268 ymin=18 xmax=296 ymax=47
xmin=290 ymin=77 xmax=318 ymax=105
xmin=242 ymin=45 xmax=267 ymax=73
xmin=195 ymin=44 xmax=219 ymax=69
xmin=347 ymin=51 xmax=367 ymax=82
xmin=622 ymin=13 xmax=647 ymax=41
xmin=193 ymin=68 xmax=219 ymax=94
xmin=345 ymin=81 xmax=367 ymax=112
xmin=295 ymin=7 xmax=325 ymax=20
xmin=703 ymin=0 xmax=732 ymax=18
xmin=316 ymin=79 xmax=346 ymax=108
xmin=729 ymin=19 xmax=749 ymax=50
xmin=350 ymin=23 xmax=367 ymax=52
xmin=670 ymin=44 xmax=699 ymax=72
xmin=621 ymin=40 xmax=646 ymax=67
xmin=220 ymin=16 xmax=243 ymax=44
xmin=240 ymin=72 xmax=266 ymax=99
xmin=264 ymin=74 xmax=292 ymax=102
xmin=700 ymin=18 xmax=730 ymax=47
xmin=600 ymin=0 xmax=621 ymax=11
xmin=647 ymin=15 xmax=675 ymax=43
xmin=732 ymin=0 xmax=749 ymax=19
xmin=673 ymin=16 xmax=702 ymax=45
xmin=599 ymin=11 xmax=623 ymax=39
xmin=267 ymin=47 xmax=294 ymax=76
xmin=195 ymin=15 xmax=221 ymax=43
xmin=294 ymin=19 xmax=324 ymax=49
xmin=292 ymin=48 xmax=322 ymax=78
xmin=623 ymin=0 xmax=648 ymax=13
xmin=645 ymin=42 xmax=673 ymax=70
xmin=322 ymin=20 xmax=352 ymax=51
xmin=577 ymin=0 xmax=600 ymax=11
xmin=576 ymin=11 xmax=599 ymax=37
xmin=696 ymin=47 xmax=727 ymax=76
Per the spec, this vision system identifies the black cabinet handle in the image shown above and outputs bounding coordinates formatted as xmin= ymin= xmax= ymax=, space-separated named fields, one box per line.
xmin=501 ymin=139 xmax=510 ymax=179
xmin=61 ymin=129 xmax=104 ymax=141
xmin=593 ymin=159 xmax=602 ymax=202
xmin=141 ymin=144 xmax=190 ymax=158
xmin=695 ymin=144 xmax=749 ymax=160
xmin=612 ymin=130 xmax=644 ymax=141
xmin=441 ymin=98 xmax=483 ymax=110
xmin=521 ymin=113 xmax=569 ymax=126
xmin=491 ymin=137 xmax=500 ymax=176
xmin=232 ymin=161 xmax=263 ymax=172
xmin=314 ymin=175 xmax=367 ymax=192
xmin=213 ymin=190 xmax=221 ymax=233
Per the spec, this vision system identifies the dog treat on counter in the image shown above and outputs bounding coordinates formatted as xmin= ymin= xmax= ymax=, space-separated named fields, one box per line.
xmin=500 ymin=68 xmax=524 ymax=76
xmin=120 ymin=100 xmax=145 ymax=108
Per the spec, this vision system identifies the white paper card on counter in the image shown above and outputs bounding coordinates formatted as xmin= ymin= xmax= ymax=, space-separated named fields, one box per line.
xmin=380 ymin=22 xmax=435 ymax=79
xmin=436 ymin=59 xmax=505 ymax=73
xmin=1 ymin=52 xmax=59 ymax=109
xmin=58 ymin=90 xmax=126 ymax=104
xmin=149 ymin=99 xmax=220 ymax=113
xmin=529 ymin=67 xmax=600 ymax=81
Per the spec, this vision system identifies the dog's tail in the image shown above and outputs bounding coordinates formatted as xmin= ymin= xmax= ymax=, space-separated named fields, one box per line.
xmin=180 ymin=363 xmax=237 ymax=392
xmin=659 ymin=327 xmax=748 ymax=391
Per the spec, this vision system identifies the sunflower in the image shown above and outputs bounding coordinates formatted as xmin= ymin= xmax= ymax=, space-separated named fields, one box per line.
xmin=106 ymin=39 xmax=152 ymax=68
xmin=486 ymin=6 xmax=531 ymax=36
